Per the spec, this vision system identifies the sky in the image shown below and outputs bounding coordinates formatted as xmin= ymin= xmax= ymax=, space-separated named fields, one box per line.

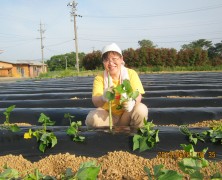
xmin=0 ymin=0 xmax=222 ymax=62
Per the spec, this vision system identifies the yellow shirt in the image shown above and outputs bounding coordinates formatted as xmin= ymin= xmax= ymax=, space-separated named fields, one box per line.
xmin=92 ymin=68 xmax=145 ymax=115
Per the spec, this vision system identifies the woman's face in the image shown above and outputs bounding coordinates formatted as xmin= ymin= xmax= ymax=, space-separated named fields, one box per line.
xmin=103 ymin=52 xmax=123 ymax=77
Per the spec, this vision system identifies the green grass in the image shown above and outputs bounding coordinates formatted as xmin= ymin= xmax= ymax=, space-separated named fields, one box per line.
xmin=38 ymin=65 xmax=222 ymax=79
xmin=38 ymin=69 xmax=102 ymax=78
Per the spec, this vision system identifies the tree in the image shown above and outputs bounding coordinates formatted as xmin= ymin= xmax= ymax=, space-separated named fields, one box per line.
xmin=138 ymin=39 xmax=157 ymax=48
xmin=82 ymin=51 xmax=102 ymax=70
xmin=208 ymin=41 xmax=222 ymax=58
xmin=208 ymin=41 xmax=222 ymax=65
xmin=46 ymin=52 xmax=85 ymax=71
xmin=181 ymin=39 xmax=212 ymax=50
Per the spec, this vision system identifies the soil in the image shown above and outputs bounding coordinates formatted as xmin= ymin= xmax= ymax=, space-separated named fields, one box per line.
xmin=0 ymin=150 xmax=221 ymax=179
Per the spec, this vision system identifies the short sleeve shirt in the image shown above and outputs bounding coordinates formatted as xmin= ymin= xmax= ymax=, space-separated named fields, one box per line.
xmin=92 ymin=68 xmax=145 ymax=115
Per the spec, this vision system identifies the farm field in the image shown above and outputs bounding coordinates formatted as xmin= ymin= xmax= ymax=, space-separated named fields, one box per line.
xmin=0 ymin=71 xmax=222 ymax=179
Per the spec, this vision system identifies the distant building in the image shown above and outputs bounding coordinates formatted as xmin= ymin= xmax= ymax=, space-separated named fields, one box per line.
xmin=0 ymin=60 xmax=47 ymax=78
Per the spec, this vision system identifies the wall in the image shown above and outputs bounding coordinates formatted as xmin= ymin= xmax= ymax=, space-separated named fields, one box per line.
xmin=0 ymin=62 xmax=13 ymax=77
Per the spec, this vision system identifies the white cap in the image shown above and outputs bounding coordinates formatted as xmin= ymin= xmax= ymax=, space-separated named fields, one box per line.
xmin=102 ymin=43 xmax=122 ymax=56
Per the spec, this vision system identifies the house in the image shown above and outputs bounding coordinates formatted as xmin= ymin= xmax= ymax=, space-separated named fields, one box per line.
xmin=0 ymin=60 xmax=47 ymax=78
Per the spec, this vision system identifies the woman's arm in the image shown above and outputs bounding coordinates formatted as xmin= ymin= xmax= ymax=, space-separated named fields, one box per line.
xmin=92 ymin=95 xmax=106 ymax=107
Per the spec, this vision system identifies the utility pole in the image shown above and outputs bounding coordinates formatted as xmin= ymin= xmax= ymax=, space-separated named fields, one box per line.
xmin=67 ymin=1 xmax=82 ymax=74
xmin=65 ymin=56 xmax=68 ymax=70
xmin=38 ymin=22 xmax=45 ymax=73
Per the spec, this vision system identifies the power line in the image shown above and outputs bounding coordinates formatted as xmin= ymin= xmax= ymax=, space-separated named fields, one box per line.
xmin=82 ymin=4 xmax=222 ymax=18
xmin=46 ymin=40 xmax=73 ymax=47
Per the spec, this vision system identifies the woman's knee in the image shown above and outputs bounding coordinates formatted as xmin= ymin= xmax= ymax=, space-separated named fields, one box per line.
xmin=85 ymin=109 xmax=109 ymax=127
xmin=130 ymin=103 xmax=148 ymax=127
xmin=134 ymin=103 xmax=148 ymax=119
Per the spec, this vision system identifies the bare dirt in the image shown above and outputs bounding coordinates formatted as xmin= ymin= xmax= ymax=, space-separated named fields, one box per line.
xmin=0 ymin=151 xmax=221 ymax=179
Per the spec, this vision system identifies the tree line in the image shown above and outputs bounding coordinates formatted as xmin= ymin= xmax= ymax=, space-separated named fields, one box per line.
xmin=46 ymin=39 xmax=222 ymax=71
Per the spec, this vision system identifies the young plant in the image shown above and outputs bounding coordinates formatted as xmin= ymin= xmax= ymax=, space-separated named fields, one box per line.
xmin=203 ymin=121 xmax=222 ymax=144
xmin=65 ymin=113 xmax=85 ymax=142
xmin=180 ymin=123 xmax=222 ymax=145
xmin=114 ymin=79 xmax=139 ymax=110
xmin=0 ymin=105 xmax=21 ymax=132
xmin=179 ymin=125 xmax=206 ymax=145
xmin=24 ymin=113 xmax=57 ymax=153
xmin=104 ymin=79 xmax=139 ymax=131
xmin=0 ymin=164 xmax=19 ymax=179
xmin=133 ymin=120 xmax=159 ymax=152
xmin=24 ymin=169 xmax=56 ymax=180
xmin=61 ymin=161 xmax=100 ymax=180
xmin=104 ymin=72 xmax=115 ymax=131
xmin=178 ymin=144 xmax=209 ymax=179
xmin=144 ymin=164 xmax=183 ymax=180
xmin=108 ymin=72 xmax=113 ymax=131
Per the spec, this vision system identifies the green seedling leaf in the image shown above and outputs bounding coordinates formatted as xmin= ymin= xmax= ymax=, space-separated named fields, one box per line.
xmin=0 ymin=165 xmax=19 ymax=179
xmin=179 ymin=158 xmax=204 ymax=172
xmin=115 ymin=84 xmax=125 ymax=94
xmin=189 ymin=170 xmax=204 ymax=179
xmin=179 ymin=125 xmax=206 ymax=145
xmin=38 ymin=113 xmax=55 ymax=126
xmin=133 ymin=120 xmax=159 ymax=152
xmin=144 ymin=166 xmax=152 ymax=179
xmin=50 ymin=134 xmax=58 ymax=148
xmin=153 ymin=164 xmax=164 ymax=177
xmin=114 ymin=79 xmax=139 ymax=110
xmin=73 ymin=135 xmax=85 ymax=142
xmin=145 ymin=165 xmax=183 ymax=180
xmin=158 ymin=169 xmax=183 ymax=180
xmin=65 ymin=113 xmax=86 ymax=143
xmin=75 ymin=161 xmax=100 ymax=180
xmin=130 ymin=91 xmax=139 ymax=100
xmin=122 ymin=79 xmax=133 ymax=93
xmin=3 ymin=105 xmax=16 ymax=125
xmin=66 ymin=126 xmax=78 ymax=136
xmin=24 ymin=169 xmax=56 ymax=180
xmin=9 ymin=124 xmax=21 ymax=132
xmin=61 ymin=168 xmax=74 ymax=180
xmin=25 ymin=113 xmax=57 ymax=153
xmin=179 ymin=144 xmax=209 ymax=179
xmin=133 ymin=134 xmax=141 ymax=151
xmin=105 ymin=90 xmax=115 ymax=101
xmin=64 ymin=113 xmax=75 ymax=120
xmin=1 ymin=105 xmax=21 ymax=133
xmin=211 ymin=172 xmax=222 ymax=180
xmin=139 ymin=137 xmax=150 ymax=152
xmin=180 ymin=144 xmax=195 ymax=153
xmin=39 ymin=142 xmax=47 ymax=153
xmin=207 ymin=126 xmax=222 ymax=144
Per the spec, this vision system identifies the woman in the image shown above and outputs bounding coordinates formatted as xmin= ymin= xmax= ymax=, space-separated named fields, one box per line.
xmin=85 ymin=43 xmax=148 ymax=128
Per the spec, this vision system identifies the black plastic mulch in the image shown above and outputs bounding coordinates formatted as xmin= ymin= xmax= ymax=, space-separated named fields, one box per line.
xmin=0 ymin=72 xmax=222 ymax=161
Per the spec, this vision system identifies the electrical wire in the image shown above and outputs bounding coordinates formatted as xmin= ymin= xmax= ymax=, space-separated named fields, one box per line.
xmin=82 ymin=4 xmax=222 ymax=18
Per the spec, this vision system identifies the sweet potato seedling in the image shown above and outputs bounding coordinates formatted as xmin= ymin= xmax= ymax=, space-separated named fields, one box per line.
xmin=104 ymin=79 xmax=139 ymax=131
xmin=24 ymin=113 xmax=57 ymax=153
xmin=133 ymin=120 xmax=159 ymax=152
xmin=0 ymin=105 xmax=20 ymax=132
xmin=178 ymin=144 xmax=209 ymax=179
xmin=64 ymin=113 xmax=85 ymax=142
xmin=144 ymin=164 xmax=183 ymax=180
xmin=204 ymin=121 xmax=222 ymax=144
xmin=180 ymin=122 xmax=222 ymax=145
xmin=114 ymin=79 xmax=139 ymax=110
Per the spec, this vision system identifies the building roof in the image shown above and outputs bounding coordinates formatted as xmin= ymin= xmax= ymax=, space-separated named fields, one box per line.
xmin=0 ymin=60 xmax=46 ymax=66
